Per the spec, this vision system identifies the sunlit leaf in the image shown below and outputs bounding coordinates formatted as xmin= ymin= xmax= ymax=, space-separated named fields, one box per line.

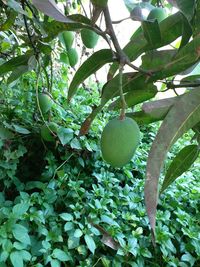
xmin=84 ymin=234 xmax=96 ymax=254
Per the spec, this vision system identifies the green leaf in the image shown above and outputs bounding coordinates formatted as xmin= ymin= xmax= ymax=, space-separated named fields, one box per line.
xmin=57 ymin=127 xmax=74 ymax=146
xmin=0 ymin=54 xmax=32 ymax=76
xmin=50 ymin=259 xmax=60 ymax=267
xmin=70 ymin=138 xmax=81 ymax=149
xmin=181 ymin=253 xmax=196 ymax=266
xmin=108 ymin=12 xmax=184 ymax=78
xmin=12 ymin=124 xmax=30 ymax=134
xmin=5 ymin=0 xmax=28 ymax=16
xmin=12 ymin=224 xmax=30 ymax=245
xmin=7 ymin=66 xmax=29 ymax=84
xmin=64 ymin=222 xmax=74 ymax=231
xmin=193 ymin=0 xmax=200 ymax=36
xmin=176 ymin=0 xmax=196 ymax=21
xmin=102 ymin=72 xmax=144 ymax=104
xmin=109 ymin=84 xmax=157 ymax=110
xmin=0 ymin=126 xmax=14 ymax=140
xmin=10 ymin=251 xmax=23 ymax=267
xmin=74 ymin=229 xmax=83 ymax=238
xmin=101 ymin=215 xmax=119 ymax=227
xmin=145 ymin=88 xmax=200 ymax=241
xmin=20 ymin=250 xmax=31 ymax=261
xmin=161 ymin=145 xmax=199 ymax=193
xmin=68 ymin=49 xmax=115 ymax=100
xmin=32 ymin=0 xmax=74 ymax=23
xmin=60 ymin=213 xmax=73 ymax=221
xmin=159 ymin=34 xmax=200 ymax=78
xmin=141 ymin=50 xmax=176 ymax=71
xmin=84 ymin=234 xmax=96 ymax=254
xmin=142 ymin=20 xmax=161 ymax=47
xmin=12 ymin=202 xmax=29 ymax=217
xmin=52 ymin=248 xmax=71 ymax=261
xmin=179 ymin=13 xmax=192 ymax=49
xmin=68 ymin=235 xmax=80 ymax=249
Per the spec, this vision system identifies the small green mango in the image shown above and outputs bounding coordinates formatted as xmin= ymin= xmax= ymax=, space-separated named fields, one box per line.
xmin=59 ymin=52 xmax=69 ymax=64
xmin=68 ymin=48 xmax=79 ymax=67
xmin=59 ymin=31 xmax=74 ymax=50
xmin=147 ymin=8 xmax=167 ymax=23
xmin=81 ymin=29 xmax=99 ymax=49
xmin=40 ymin=122 xmax=58 ymax=142
xmin=38 ymin=93 xmax=53 ymax=114
xmin=100 ymin=117 xmax=140 ymax=168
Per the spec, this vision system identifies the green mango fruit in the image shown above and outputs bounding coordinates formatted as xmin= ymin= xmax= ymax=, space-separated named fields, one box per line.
xmin=100 ymin=117 xmax=140 ymax=167
xmin=40 ymin=122 xmax=57 ymax=142
xmin=91 ymin=0 xmax=108 ymax=8
xmin=147 ymin=8 xmax=167 ymax=23
xmin=59 ymin=31 xmax=74 ymax=50
xmin=59 ymin=52 xmax=69 ymax=64
xmin=0 ymin=125 xmax=14 ymax=140
xmin=68 ymin=48 xmax=79 ymax=67
xmin=81 ymin=29 xmax=99 ymax=49
xmin=38 ymin=93 xmax=53 ymax=114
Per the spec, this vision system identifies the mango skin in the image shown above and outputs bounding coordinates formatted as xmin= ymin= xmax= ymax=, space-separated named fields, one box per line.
xmin=38 ymin=93 xmax=53 ymax=114
xmin=147 ymin=8 xmax=167 ymax=23
xmin=81 ymin=29 xmax=99 ymax=49
xmin=68 ymin=48 xmax=79 ymax=67
xmin=60 ymin=31 xmax=74 ymax=50
xmin=41 ymin=122 xmax=57 ymax=142
xmin=100 ymin=117 xmax=140 ymax=168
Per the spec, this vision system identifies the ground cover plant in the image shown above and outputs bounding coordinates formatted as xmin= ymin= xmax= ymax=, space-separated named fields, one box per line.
xmin=0 ymin=0 xmax=200 ymax=266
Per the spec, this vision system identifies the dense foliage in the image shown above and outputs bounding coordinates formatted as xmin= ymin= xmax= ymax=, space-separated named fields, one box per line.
xmin=0 ymin=0 xmax=200 ymax=266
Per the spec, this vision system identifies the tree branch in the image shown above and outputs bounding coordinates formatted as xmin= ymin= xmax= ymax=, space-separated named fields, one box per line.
xmin=103 ymin=6 xmax=151 ymax=76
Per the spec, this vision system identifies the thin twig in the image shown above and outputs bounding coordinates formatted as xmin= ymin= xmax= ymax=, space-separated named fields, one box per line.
xmin=119 ymin=65 xmax=127 ymax=120
xmin=21 ymin=0 xmax=38 ymax=58
xmin=112 ymin=16 xmax=131 ymax=24
xmin=79 ymin=0 xmax=88 ymax=17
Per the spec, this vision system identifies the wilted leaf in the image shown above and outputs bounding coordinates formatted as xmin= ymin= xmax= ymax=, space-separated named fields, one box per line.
xmin=161 ymin=145 xmax=199 ymax=193
xmin=145 ymin=88 xmax=200 ymax=243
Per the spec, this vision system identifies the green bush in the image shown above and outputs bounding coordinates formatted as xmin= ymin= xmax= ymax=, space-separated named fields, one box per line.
xmin=0 ymin=80 xmax=199 ymax=266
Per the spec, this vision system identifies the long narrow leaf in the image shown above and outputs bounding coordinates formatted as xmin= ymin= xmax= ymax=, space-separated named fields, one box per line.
xmin=0 ymin=54 xmax=32 ymax=76
xmin=145 ymin=88 xmax=200 ymax=243
xmin=68 ymin=49 xmax=115 ymax=101
xmin=160 ymin=145 xmax=199 ymax=193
